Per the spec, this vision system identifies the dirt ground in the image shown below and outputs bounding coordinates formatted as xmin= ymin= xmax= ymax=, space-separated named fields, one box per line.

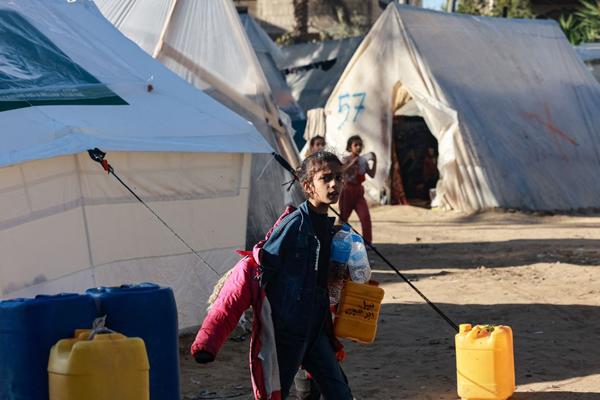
xmin=179 ymin=205 xmax=600 ymax=400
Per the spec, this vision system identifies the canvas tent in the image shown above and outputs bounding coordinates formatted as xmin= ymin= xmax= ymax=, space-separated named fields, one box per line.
xmin=95 ymin=0 xmax=302 ymax=246
xmin=0 ymin=0 xmax=272 ymax=329
xmin=323 ymin=4 xmax=600 ymax=212
xmin=239 ymin=11 xmax=305 ymax=122
xmin=576 ymin=42 xmax=600 ymax=83
xmin=281 ymin=37 xmax=363 ymax=112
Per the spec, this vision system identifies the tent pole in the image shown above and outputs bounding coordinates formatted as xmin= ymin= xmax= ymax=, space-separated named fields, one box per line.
xmin=152 ymin=0 xmax=180 ymax=58
xmin=159 ymin=43 xmax=300 ymax=169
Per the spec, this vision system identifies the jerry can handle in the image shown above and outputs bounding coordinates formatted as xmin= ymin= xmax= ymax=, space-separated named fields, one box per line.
xmin=87 ymin=315 xmax=116 ymax=340
xmin=466 ymin=325 xmax=484 ymax=339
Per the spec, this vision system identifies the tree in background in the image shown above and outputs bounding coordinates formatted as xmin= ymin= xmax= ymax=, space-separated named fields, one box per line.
xmin=490 ymin=0 xmax=533 ymax=18
xmin=457 ymin=0 xmax=533 ymax=18
xmin=291 ymin=0 xmax=309 ymax=42
xmin=454 ymin=0 xmax=599 ymax=44
xmin=559 ymin=0 xmax=600 ymax=44
xmin=456 ymin=0 xmax=488 ymax=15
xmin=318 ymin=6 xmax=367 ymax=40
xmin=575 ymin=0 xmax=600 ymax=40
xmin=278 ymin=0 xmax=368 ymax=44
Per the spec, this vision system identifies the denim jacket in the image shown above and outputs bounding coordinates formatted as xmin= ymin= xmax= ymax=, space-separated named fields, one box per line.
xmin=260 ymin=201 xmax=335 ymax=337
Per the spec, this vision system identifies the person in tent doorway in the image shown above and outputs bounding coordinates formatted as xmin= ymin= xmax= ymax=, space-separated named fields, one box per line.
xmin=191 ymin=151 xmax=352 ymax=400
xmin=340 ymin=135 xmax=376 ymax=245
xmin=422 ymin=147 xmax=439 ymax=192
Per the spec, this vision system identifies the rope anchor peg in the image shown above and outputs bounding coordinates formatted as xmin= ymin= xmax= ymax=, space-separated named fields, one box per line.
xmin=88 ymin=148 xmax=112 ymax=173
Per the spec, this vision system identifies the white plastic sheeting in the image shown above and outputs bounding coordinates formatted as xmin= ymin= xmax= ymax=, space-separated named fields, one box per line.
xmin=95 ymin=0 xmax=298 ymax=162
xmin=324 ymin=4 xmax=600 ymax=212
xmin=95 ymin=0 xmax=303 ymax=246
xmin=0 ymin=0 xmax=269 ymax=166
xmin=281 ymin=37 xmax=362 ymax=111
xmin=239 ymin=11 xmax=305 ymax=122
xmin=0 ymin=0 xmax=271 ymax=329
xmin=0 ymin=153 xmax=252 ymax=329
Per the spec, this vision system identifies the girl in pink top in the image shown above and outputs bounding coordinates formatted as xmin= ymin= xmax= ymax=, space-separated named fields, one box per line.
xmin=339 ymin=135 xmax=376 ymax=244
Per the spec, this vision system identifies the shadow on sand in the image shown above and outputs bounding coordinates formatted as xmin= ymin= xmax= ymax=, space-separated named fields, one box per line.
xmin=342 ymin=301 xmax=600 ymax=399
xmin=372 ymin=239 xmax=600 ymax=271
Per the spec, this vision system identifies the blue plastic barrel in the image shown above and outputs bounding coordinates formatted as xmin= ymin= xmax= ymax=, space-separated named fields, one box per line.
xmin=86 ymin=283 xmax=180 ymax=400
xmin=0 ymin=293 xmax=97 ymax=400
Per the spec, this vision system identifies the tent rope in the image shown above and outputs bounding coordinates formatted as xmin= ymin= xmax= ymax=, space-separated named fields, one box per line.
xmin=87 ymin=148 xmax=220 ymax=277
xmin=272 ymin=152 xmax=459 ymax=333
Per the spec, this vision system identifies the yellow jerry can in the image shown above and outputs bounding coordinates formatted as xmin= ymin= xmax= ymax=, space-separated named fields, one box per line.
xmin=48 ymin=330 xmax=149 ymax=400
xmin=455 ymin=324 xmax=515 ymax=400
xmin=334 ymin=280 xmax=385 ymax=343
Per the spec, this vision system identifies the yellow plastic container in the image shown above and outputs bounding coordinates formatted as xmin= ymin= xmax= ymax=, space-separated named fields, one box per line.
xmin=455 ymin=324 xmax=515 ymax=400
xmin=48 ymin=330 xmax=149 ymax=400
xmin=334 ymin=280 xmax=385 ymax=343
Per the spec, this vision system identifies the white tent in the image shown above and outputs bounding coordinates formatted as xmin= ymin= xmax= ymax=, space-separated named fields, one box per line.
xmin=324 ymin=4 xmax=600 ymax=212
xmin=0 ymin=0 xmax=272 ymax=329
xmin=95 ymin=0 xmax=303 ymax=246
xmin=239 ymin=11 xmax=305 ymax=122
xmin=576 ymin=42 xmax=600 ymax=82
xmin=281 ymin=36 xmax=362 ymax=112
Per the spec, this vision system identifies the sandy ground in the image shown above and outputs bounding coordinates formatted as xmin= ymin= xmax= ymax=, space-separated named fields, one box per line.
xmin=179 ymin=205 xmax=600 ymax=399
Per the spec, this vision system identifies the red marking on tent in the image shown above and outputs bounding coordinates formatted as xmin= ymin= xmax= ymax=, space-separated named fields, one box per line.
xmin=522 ymin=104 xmax=578 ymax=161
xmin=522 ymin=105 xmax=578 ymax=146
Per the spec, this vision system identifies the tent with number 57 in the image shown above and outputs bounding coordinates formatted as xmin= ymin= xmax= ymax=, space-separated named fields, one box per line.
xmin=321 ymin=3 xmax=600 ymax=212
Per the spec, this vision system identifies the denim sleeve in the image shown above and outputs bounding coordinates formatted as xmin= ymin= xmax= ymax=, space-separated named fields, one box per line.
xmin=260 ymin=217 xmax=299 ymax=285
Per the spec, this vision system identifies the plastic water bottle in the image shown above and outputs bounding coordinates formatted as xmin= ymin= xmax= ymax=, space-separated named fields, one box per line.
xmin=329 ymin=225 xmax=352 ymax=305
xmin=331 ymin=225 xmax=352 ymax=264
xmin=347 ymin=232 xmax=371 ymax=283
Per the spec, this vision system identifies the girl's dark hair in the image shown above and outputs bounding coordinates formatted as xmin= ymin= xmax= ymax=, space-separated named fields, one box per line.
xmin=296 ymin=151 xmax=342 ymax=195
xmin=346 ymin=135 xmax=363 ymax=151
xmin=309 ymin=135 xmax=325 ymax=147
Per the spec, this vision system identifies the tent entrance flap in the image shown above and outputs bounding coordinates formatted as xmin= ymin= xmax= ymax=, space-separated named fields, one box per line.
xmin=389 ymin=82 xmax=439 ymax=208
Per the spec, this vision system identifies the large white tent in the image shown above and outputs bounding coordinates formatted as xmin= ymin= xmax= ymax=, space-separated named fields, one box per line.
xmin=95 ymin=0 xmax=303 ymax=245
xmin=0 ymin=0 xmax=271 ymax=329
xmin=239 ymin=11 xmax=305 ymax=122
xmin=323 ymin=4 xmax=600 ymax=212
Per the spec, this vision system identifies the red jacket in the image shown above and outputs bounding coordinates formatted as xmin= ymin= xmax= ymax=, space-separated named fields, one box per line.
xmin=191 ymin=206 xmax=345 ymax=400
xmin=191 ymin=206 xmax=296 ymax=400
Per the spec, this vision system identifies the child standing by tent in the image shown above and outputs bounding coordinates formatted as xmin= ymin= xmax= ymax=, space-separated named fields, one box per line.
xmin=304 ymin=135 xmax=326 ymax=158
xmin=309 ymin=135 xmax=326 ymax=154
xmin=191 ymin=151 xmax=352 ymax=400
xmin=340 ymin=135 xmax=376 ymax=244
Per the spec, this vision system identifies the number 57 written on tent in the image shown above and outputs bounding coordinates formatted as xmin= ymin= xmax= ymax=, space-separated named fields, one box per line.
xmin=337 ymin=92 xmax=366 ymax=129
